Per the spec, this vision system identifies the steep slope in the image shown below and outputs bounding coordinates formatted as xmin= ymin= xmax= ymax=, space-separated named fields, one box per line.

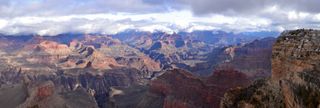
xmin=221 ymin=29 xmax=320 ymax=108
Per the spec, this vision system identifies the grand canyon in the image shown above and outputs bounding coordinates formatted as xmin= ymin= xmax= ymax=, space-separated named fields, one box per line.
xmin=0 ymin=29 xmax=318 ymax=108
xmin=0 ymin=0 xmax=319 ymax=108
xmin=0 ymin=30 xmax=277 ymax=108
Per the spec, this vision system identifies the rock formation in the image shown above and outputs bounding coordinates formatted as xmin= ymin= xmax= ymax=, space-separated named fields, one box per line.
xmin=272 ymin=29 xmax=320 ymax=80
xmin=221 ymin=29 xmax=320 ymax=108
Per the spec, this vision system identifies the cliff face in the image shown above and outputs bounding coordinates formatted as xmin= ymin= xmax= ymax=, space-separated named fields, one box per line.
xmin=272 ymin=29 xmax=320 ymax=80
xmin=221 ymin=29 xmax=320 ymax=108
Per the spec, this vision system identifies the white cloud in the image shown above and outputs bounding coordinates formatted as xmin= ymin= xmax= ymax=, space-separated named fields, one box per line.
xmin=185 ymin=24 xmax=217 ymax=32
xmin=0 ymin=10 xmax=284 ymax=35
xmin=139 ymin=24 xmax=175 ymax=33
xmin=0 ymin=0 xmax=320 ymax=35
xmin=0 ymin=19 xmax=7 ymax=29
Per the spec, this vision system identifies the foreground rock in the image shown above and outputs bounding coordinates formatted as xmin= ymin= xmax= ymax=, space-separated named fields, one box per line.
xmin=221 ymin=29 xmax=320 ymax=108
xmin=272 ymin=29 xmax=320 ymax=80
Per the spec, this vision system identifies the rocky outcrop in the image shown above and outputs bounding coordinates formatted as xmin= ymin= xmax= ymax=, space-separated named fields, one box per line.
xmin=272 ymin=29 xmax=320 ymax=80
xmin=221 ymin=29 xmax=320 ymax=108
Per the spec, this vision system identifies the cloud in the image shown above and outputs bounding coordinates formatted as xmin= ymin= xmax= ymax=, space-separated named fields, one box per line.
xmin=175 ymin=0 xmax=320 ymax=15
xmin=0 ymin=19 xmax=7 ymax=28
xmin=0 ymin=0 xmax=320 ymax=35
xmin=0 ymin=0 xmax=171 ymax=18
xmin=0 ymin=10 xmax=280 ymax=35
xmin=175 ymin=0 xmax=267 ymax=15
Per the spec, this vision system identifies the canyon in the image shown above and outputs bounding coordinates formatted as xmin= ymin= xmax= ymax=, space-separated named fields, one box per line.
xmin=0 ymin=30 xmax=278 ymax=108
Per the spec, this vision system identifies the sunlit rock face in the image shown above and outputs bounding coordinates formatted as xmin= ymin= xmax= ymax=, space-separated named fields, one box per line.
xmin=221 ymin=29 xmax=320 ymax=108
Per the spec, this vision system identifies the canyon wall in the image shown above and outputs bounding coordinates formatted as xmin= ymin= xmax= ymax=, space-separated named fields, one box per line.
xmin=221 ymin=29 xmax=320 ymax=108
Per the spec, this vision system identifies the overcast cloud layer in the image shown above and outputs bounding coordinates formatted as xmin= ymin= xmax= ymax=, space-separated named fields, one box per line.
xmin=0 ymin=0 xmax=320 ymax=35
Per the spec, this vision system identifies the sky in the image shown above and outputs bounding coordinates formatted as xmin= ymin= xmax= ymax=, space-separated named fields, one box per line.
xmin=0 ymin=0 xmax=320 ymax=35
